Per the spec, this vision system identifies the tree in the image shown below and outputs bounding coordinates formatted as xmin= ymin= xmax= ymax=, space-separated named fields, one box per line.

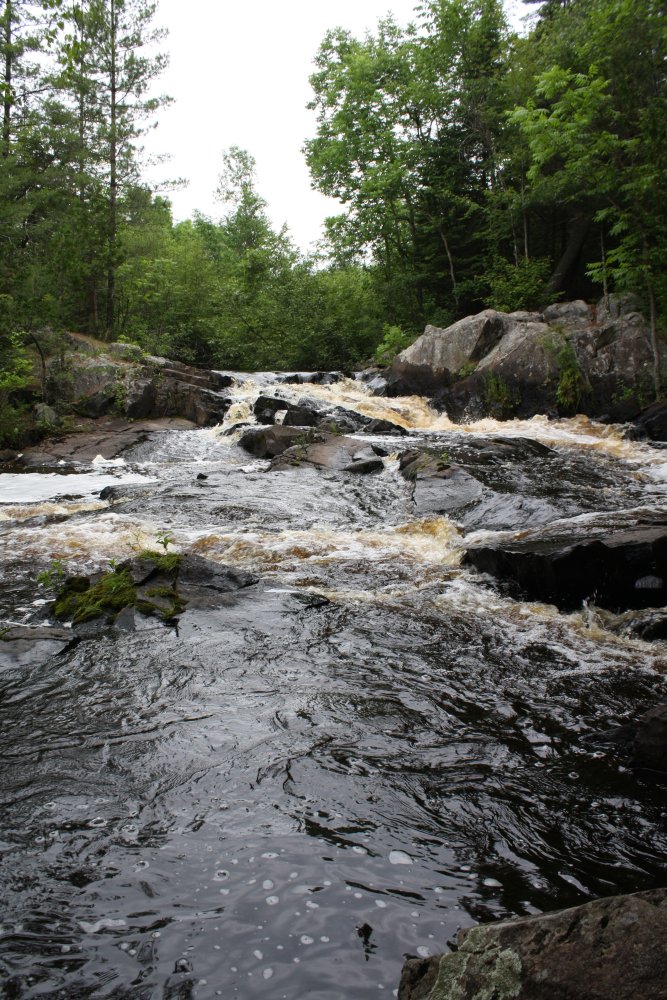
xmin=512 ymin=0 xmax=667 ymax=394
xmin=57 ymin=0 xmax=169 ymax=335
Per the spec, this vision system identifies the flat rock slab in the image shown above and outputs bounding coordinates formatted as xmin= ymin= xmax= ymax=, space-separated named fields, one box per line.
xmin=0 ymin=626 xmax=73 ymax=669
xmin=18 ymin=417 xmax=196 ymax=465
xmin=464 ymin=524 xmax=667 ymax=611
xmin=398 ymin=888 xmax=667 ymax=1000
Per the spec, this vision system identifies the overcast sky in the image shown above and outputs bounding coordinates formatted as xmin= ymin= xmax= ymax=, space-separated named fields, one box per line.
xmin=143 ymin=0 xmax=525 ymax=252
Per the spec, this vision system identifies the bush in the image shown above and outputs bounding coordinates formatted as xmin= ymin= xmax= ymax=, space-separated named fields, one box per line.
xmin=373 ymin=324 xmax=414 ymax=365
xmin=485 ymin=257 xmax=552 ymax=313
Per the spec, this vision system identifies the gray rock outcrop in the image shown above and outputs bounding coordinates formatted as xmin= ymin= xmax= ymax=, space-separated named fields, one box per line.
xmin=388 ymin=298 xmax=663 ymax=421
xmin=398 ymin=888 xmax=667 ymax=1000
xmin=48 ymin=351 xmax=233 ymax=426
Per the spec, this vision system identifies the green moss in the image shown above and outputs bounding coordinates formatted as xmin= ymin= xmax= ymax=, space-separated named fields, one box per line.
xmin=457 ymin=361 xmax=477 ymax=379
xmin=135 ymin=549 xmax=181 ymax=573
xmin=54 ymin=569 xmax=136 ymax=624
xmin=135 ymin=584 xmax=186 ymax=621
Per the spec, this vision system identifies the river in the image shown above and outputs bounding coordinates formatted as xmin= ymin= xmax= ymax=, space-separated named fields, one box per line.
xmin=1 ymin=374 xmax=666 ymax=998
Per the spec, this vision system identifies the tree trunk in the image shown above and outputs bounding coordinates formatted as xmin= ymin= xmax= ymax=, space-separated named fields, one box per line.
xmin=438 ymin=225 xmax=459 ymax=312
xmin=646 ymin=274 xmax=661 ymax=401
xmin=2 ymin=0 xmax=12 ymax=156
xmin=600 ymin=227 xmax=610 ymax=313
xmin=105 ymin=0 xmax=118 ymax=338
xmin=547 ymin=213 xmax=591 ymax=297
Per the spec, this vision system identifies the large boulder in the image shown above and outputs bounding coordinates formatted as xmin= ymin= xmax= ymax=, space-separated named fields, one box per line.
xmin=388 ymin=310 xmax=511 ymax=395
xmin=237 ymin=425 xmax=322 ymax=459
xmin=464 ymin=523 xmax=667 ymax=611
xmin=253 ymin=395 xmax=320 ymax=427
xmin=398 ymin=888 xmax=667 ymax=1000
xmin=48 ymin=351 xmax=232 ymax=426
xmin=387 ymin=297 xmax=663 ymax=422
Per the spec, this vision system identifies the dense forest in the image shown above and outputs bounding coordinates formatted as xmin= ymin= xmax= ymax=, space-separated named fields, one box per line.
xmin=0 ymin=0 xmax=666 ymax=440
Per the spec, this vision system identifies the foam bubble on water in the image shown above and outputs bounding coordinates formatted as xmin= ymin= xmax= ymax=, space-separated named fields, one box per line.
xmin=417 ymin=947 xmax=431 ymax=958
xmin=300 ymin=935 xmax=314 ymax=945
xmin=263 ymin=968 xmax=274 ymax=980
xmin=389 ymin=850 xmax=413 ymax=865
xmin=92 ymin=455 xmax=126 ymax=467
xmin=262 ymin=879 xmax=274 ymax=891
xmin=266 ymin=896 xmax=280 ymax=906
xmin=483 ymin=878 xmax=503 ymax=888
xmin=79 ymin=918 xmax=126 ymax=934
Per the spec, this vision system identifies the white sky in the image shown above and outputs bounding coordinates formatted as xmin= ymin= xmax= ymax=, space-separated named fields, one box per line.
xmin=143 ymin=0 xmax=525 ymax=252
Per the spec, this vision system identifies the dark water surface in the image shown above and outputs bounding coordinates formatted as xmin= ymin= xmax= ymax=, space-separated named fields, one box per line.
xmin=1 ymin=377 xmax=666 ymax=998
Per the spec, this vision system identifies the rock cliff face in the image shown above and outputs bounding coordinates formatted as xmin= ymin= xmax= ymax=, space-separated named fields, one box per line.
xmin=388 ymin=298 xmax=664 ymax=421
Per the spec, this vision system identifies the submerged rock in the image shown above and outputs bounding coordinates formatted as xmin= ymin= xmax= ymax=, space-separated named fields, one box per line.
xmin=464 ymin=524 xmax=667 ymax=611
xmin=398 ymin=888 xmax=667 ymax=1000
xmin=20 ymin=416 xmax=197 ymax=465
xmin=398 ymin=439 xmax=565 ymax=528
xmin=49 ymin=552 xmax=258 ymax=629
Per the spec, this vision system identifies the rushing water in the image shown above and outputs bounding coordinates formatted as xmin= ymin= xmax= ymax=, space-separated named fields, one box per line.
xmin=1 ymin=375 xmax=666 ymax=999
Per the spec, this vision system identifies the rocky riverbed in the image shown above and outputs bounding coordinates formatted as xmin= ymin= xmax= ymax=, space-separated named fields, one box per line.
xmin=1 ymin=370 xmax=666 ymax=998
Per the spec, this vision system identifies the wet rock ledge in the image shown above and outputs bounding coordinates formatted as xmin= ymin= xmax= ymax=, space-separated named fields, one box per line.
xmin=398 ymin=888 xmax=667 ymax=1000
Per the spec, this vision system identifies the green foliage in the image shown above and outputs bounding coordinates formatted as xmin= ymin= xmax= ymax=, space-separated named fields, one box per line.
xmin=458 ymin=361 xmax=477 ymax=379
xmin=483 ymin=372 xmax=519 ymax=417
xmin=54 ymin=568 xmax=136 ymax=624
xmin=554 ymin=342 xmax=585 ymax=412
xmin=155 ymin=528 xmax=174 ymax=553
xmin=373 ymin=324 xmax=413 ymax=366
xmin=36 ymin=559 xmax=67 ymax=588
xmin=0 ymin=327 xmax=34 ymax=447
xmin=0 ymin=0 xmax=663 ymax=388
xmin=136 ymin=548 xmax=181 ymax=573
xmin=51 ymin=548 xmax=186 ymax=625
xmin=485 ymin=257 xmax=552 ymax=312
